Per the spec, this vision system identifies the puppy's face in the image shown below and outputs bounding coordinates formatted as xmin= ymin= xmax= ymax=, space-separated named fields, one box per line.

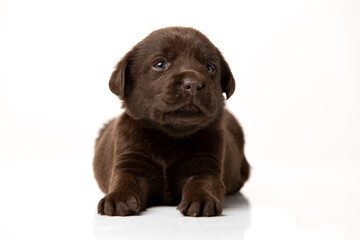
xmin=109 ymin=27 xmax=235 ymax=137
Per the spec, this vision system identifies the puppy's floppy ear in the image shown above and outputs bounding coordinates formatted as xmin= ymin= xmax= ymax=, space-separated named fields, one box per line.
xmin=219 ymin=52 xmax=235 ymax=99
xmin=109 ymin=51 xmax=133 ymax=99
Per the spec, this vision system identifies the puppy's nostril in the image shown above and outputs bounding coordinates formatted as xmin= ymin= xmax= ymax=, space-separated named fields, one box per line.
xmin=183 ymin=82 xmax=192 ymax=91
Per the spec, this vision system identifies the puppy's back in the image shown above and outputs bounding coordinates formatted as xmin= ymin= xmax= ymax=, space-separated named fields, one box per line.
xmin=222 ymin=110 xmax=250 ymax=194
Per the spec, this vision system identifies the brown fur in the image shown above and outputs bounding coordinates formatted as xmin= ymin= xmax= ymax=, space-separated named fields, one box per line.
xmin=93 ymin=27 xmax=250 ymax=217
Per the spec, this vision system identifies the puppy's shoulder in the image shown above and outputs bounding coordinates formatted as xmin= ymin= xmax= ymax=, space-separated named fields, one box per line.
xmin=223 ymin=109 xmax=237 ymax=125
xmin=222 ymin=109 xmax=245 ymax=141
xmin=95 ymin=117 xmax=117 ymax=144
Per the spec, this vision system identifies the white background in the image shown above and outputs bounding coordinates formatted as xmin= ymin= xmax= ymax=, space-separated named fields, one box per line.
xmin=0 ymin=0 xmax=359 ymax=239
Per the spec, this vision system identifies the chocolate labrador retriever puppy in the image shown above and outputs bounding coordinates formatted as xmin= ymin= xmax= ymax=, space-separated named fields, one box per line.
xmin=93 ymin=27 xmax=250 ymax=217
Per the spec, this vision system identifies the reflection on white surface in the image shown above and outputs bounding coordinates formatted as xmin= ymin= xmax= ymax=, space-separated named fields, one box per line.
xmin=0 ymin=156 xmax=359 ymax=240
xmin=93 ymin=193 xmax=250 ymax=240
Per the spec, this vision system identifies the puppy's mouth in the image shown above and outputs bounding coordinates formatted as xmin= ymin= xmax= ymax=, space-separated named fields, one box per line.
xmin=151 ymin=93 xmax=218 ymax=126
xmin=151 ymin=99 xmax=216 ymax=126
xmin=149 ymin=95 xmax=221 ymax=136
xmin=166 ymin=103 xmax=203 ymax=119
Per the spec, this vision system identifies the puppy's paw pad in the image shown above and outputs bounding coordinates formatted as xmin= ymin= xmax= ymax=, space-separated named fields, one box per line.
xmin=97 ymin=192 xmax=141 ymax=216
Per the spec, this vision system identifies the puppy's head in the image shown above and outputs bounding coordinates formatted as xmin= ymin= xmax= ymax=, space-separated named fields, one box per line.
xmin=109 ymin=27 xmax=235 ymax=137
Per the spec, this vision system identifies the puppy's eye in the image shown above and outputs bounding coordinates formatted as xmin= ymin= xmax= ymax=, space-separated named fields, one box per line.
xmin=206 ymin=64 xmax=216 ymax=73
xmin=153 ymin=60 xmax=168 ymax=70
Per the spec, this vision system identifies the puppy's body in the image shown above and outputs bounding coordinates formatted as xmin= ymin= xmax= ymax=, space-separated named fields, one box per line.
xmin=93 ymin=27 xmax=250 ymax=217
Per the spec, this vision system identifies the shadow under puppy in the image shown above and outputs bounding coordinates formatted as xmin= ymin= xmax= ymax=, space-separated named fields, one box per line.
xmin=93 ymin=27 xmax=250 ymax=217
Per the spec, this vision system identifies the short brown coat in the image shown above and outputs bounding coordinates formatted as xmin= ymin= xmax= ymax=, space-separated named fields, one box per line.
xmin=93 ymin=27 xmax=250 ymax=217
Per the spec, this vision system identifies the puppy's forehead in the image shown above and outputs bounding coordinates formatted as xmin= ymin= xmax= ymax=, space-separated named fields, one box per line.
xmin=136 ymin=28 xmax=219 ymax=61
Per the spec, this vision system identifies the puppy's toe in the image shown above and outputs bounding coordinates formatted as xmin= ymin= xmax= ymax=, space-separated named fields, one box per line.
xmin=202 ymin=200 xmax=215 ymax=216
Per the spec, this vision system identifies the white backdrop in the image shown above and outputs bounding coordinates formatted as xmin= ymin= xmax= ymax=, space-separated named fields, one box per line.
xmin=1 ymin=0 xmax=359 ymax=166
xmin=1 ymin=0 xmax=360 ymax=239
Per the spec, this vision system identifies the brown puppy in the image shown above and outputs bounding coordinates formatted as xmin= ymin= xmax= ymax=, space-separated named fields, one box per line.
xmin=93 ymin=27 xmax=250 ymax=217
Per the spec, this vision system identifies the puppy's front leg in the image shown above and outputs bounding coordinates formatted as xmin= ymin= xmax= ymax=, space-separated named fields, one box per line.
xmin=97 ymin=156 xmax=154 ymax=216
xmin=177 ymin=157 xmax=226 ymax=217
xmin=178 ymin=175 xmax=225 ymax=217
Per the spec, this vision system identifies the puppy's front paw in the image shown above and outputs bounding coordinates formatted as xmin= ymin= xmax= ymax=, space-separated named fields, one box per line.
xmin=97 ymin=191 xmax=141 ymax=216
xmin=177 ymin=193 xmax=223 ymax=217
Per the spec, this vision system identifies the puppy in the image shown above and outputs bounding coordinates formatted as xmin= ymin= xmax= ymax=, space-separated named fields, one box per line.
xmin=93 ymin=27 xmax=250 ymax=217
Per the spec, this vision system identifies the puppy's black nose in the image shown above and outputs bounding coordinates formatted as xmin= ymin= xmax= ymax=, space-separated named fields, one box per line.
xmin=182 ymin=79 xmax=203 ymax=95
